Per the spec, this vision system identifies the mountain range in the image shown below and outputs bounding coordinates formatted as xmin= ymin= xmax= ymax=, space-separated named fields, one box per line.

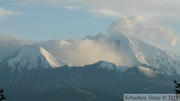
xmin=0 ymin=32 xmax=179 ymax=101
xmin=87 ymin=32 xmax=180 ymax=75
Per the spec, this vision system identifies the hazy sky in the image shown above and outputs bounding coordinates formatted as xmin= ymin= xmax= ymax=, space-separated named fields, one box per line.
xmin=0 ymin=0 xmax=180 ymax=54
xmin=1 ymin=0 xmax=180 ymax=40
xmin=0 ymin=0 xmax=180 ymax=65
xmin=0 ymin=0 xmax=115 ymax=40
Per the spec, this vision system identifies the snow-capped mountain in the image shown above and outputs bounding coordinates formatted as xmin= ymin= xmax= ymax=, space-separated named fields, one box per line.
xmin=92 ymin=60 xmax=128 ymax=72
xmin=0 ymin=44 xmax=176 ymax=101
xmin=0 ymin=32 xmax=179 ymax=77
xmin=7 ymin=44 xmax=67 ymax=71
xmin=86 ymin=32 xmax=180 ymax=76
xmin=1 ymin=44 xmax=68 ymax=83
xmin=137 ymin=66 xmax=159 ymax=77
xmin=0 ymin=34 xmax=178 ymax=101
xmin=89 ymin=60 xmax=160 ymax=77
xmin=107 ymin=32 xmax=180 ymax=75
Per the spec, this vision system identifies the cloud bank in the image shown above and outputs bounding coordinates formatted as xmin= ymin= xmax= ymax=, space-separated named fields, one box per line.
xmin=0 ymin=7 xmax=19 ymax=16
xmin=0 ymin=35 xmax=30 ymax=62
xmin=15 ymin=0 xmax=180 ymax=20
xmin=0 ymin=34 xmax=124 ymax=66
xmin=36 ymin=37 xmax=128 ymax=66
xmin=13 ymin=0 xmax=180 ymax=46
xmin=0 ymin=15 xmax=180 ymax=66
xmin=90 ymin=9 xmax=121 ymax=18
xmin=109 ymin=16 xmax=180 ymax=51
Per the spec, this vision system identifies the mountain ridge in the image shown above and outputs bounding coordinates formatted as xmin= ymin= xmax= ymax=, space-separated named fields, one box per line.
xmin=1 ymin=44 xmax=68 ymax=83
xmin=1 ymin=32 xmax=180 ymax=77
xmin=106 ymin=32 xmax=180 ymax=75
xmin=7 ymin=44 xmax=67 ymax=69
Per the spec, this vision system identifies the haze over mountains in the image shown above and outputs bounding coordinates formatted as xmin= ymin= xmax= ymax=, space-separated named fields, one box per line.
xmin=1 ymin=0 xmax=180 ymax=100
xmin=0 ymin=29 xmax=180 ymax=101
xmin=1 ymin=32 xmax=180 ymax=74
xmin=1 ymin=32 xmax=180 ymax=66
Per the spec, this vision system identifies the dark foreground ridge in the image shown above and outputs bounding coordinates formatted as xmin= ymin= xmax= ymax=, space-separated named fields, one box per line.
xmin=0 ymin=63 xmax=176 ymax=101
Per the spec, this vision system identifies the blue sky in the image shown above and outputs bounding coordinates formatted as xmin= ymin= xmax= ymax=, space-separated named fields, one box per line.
xmin=0 ymin=0 xmax=115 ymax=40
xmin=0 ymin=0 xmax=180 ymax=53
xmin=0 ymin=0 xmax=180 ymax=65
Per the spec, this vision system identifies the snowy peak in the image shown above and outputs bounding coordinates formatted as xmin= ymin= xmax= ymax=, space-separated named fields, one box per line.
xmin=108 ymin=32 xmax=179 ymax=75
xmin=108 ymin=33 xmax=139 ymax=66
xmin=95 ymin=60 xmax=117 ymax=70
xmin=94 ymin=60 xmax=128 ymax=72
xmin=138 ymin=66 xmax=159 ymax=77
xmin=94 ymin=61 xmax=158 ymax=77
xmin=108 ymin=32 xmax=131 ymax=50
xmin=8 ymin=44 xmax=67 ymax=70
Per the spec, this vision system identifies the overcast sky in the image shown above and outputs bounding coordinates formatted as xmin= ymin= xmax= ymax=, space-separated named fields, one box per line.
xmin=0 ymin=0 xmax=180 ymax=54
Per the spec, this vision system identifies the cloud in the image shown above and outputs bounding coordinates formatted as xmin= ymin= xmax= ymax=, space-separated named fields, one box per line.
xmin=1 ymin=29 xmax=179 ymax=67
xmin=16 ymin=0 xmax=180 ymax=18
xmin=0 ymin=7 xmax=19 ymax=16
xmin=0 ymin=34 xmax=128 ymax=66
xmin=14 ymin=0 xmax=180 ymax=39
xmin=109 ymin=16 xmax=145 ymax=32
xmin=90 ymin=9 xmax=121 ymax=18
xmin=0 ymin=35 xmax=30 ymax=62
xmin=171 ymin=38 xmax=178 ymax=47
xmin=109 ymin=16 xmax=180 ymax=52
xmin=13 ymin=0 xmax=180 ymax=34
xmin=65 ymin=5 xmax=82 ymax=10
xmin=36 ymin=38 xmax=126 ymax=66
xmin=1 ymin=0 xmax=180 ymax=65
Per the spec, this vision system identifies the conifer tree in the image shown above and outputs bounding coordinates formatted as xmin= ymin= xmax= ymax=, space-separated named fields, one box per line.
xmin=0 ymin=89 xmax=6 ymax=101
xmin=174 ymin=80 xmax=180 ymax=94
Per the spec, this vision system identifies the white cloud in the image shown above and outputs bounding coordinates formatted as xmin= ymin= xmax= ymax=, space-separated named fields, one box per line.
xmin=1 ymin=31 xmax=180 ymax=66
xmin=1 ymin=34 xmax=124 ymax=66
xmin=171 ymin=38 xmax=178 ymax=47
xmin=90 ymin=9 xmax=121 ymax=18
xmin=2 ymin=0 xmax=180 ymax=65
xmin=0 ymin=35 xmax=30 ymax=62
xmin=109 ymin=16 xmax=180 ymax=52
xmin=15 ymin=0 xmax=180 ymax=23
xmin=36 ymin=38 xmax=125 ymax=66
xmin=0 ymin=7 xmax=19 ymax=16
xmin=65 ymin=5 xmax=82 ymax=10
